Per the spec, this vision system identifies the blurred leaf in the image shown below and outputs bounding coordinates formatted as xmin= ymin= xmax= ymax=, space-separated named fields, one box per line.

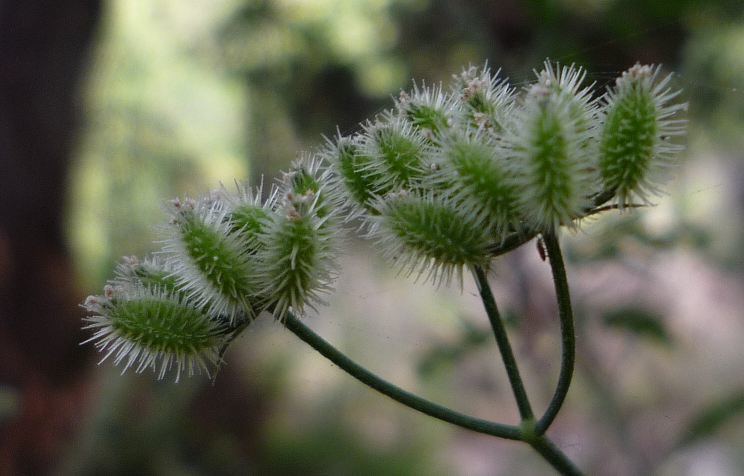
xmin=416 ymin=322 xmax=491 ymax=378
xmin=602 ymin=307 xmax=672 ymax=345
xmin=677 ymin=389 xmax=744 ymax=447
xmin=262 ymin=419 xmax=444 ymax=475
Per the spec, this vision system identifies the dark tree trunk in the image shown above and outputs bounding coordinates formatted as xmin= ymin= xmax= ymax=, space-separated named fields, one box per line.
xmin=0 ymin=0 xmax=101 ymax=472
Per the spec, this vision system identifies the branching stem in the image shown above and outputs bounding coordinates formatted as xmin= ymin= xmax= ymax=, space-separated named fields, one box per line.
xmin=280 ymin=311 xmax=583 ymax=475
xmin=282 ymin=311 xmax=522 ymax=440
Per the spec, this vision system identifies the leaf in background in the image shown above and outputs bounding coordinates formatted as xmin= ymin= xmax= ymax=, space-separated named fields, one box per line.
xmin=416 ymin=322 xmax=491 ymax=378
xmin=602 ymin=307 xmax=672 ymax=346
xmin=677 ymin=389 xmax=744 ymax=447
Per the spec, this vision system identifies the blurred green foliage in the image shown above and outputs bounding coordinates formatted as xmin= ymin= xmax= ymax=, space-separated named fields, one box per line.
xmin=70 ymin=0 xmax=248 ymax=287
xmin=677 ymin=389 xmax=744 ymax=448
xmin=602 ymin=307 xmax=671 ymax=346
xmin=69 ymin=0 xmax=744 ymax=474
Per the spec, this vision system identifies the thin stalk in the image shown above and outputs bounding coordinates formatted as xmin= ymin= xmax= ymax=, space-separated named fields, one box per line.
xmin=528 ymin=436 xmax=583 ymax=476
xmin=472 ymin=265 xmax=535 ymax=421
xmin=282 ymin=311 xmax=522 ymax=440
xmin=535 ymin=231 xmax=575 ymax=435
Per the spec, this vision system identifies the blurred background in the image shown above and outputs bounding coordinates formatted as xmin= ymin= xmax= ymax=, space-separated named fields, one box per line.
xmin=1 ymin=0 xmax=743 ymax=474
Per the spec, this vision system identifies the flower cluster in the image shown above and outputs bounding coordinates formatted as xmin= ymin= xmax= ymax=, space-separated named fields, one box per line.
xmin=82 ymin=60 xmax=686 ymax=380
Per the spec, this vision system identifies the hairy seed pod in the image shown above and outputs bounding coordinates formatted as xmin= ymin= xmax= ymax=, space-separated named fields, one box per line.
xmin=81 ymin=285 xmax=226 ymax=381
xmin=451 ymin=64 xmax=516 ymax=133
xmin=163 ymin=196 xmax=256 ymax=322
xmin=509 ymin=67 xmax=598 ymax=231
xmin=221 ymin=182 xmax=278 ymax=255
xmin=396 ymin=82 xmax=453 ymax=141
xmin=599 ymin=64 xmax=686 ymax=205
xmin=361 ymin=116 xmax=429 ymax=192
xmin=257 ymin=155 xmax=340 ymax=319
xmin=324 ymin=133 xmax=380 ymax=220
xmin=278 ymin=154 xmax=340 ymax=220
xmin=536 ymin=61 xmax=597 ymax=135
xmin=113 ymin=255 xmax=182 ymax=297
xmin=370 ymin=191 xmax=491 ymax=286
xmin=429 ymin=131 xmax=521 ymax=236
xmin=256 ymin=196 xmax=338 ymax=319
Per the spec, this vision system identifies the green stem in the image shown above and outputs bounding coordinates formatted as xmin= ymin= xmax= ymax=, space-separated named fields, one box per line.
xmin=473 ymin=265 xmax=535 ymax=421
xmin=282 ymin=311 xmax=522 ymax=440
xmin=528 ymin=436 xmax=583 ymax=476
xmin=535 ymin=231 xmax=575 ymax=435
xmin=277 ymin=302 xmax=583 ymax=474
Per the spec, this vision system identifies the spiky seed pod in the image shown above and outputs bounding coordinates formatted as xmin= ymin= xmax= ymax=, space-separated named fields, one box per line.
xmin=113 ymin=255 xmax=182 ymax=297
xmin=370 ymin=191 xmax=492 ymax=286
xmin=81 ymin=284 xmax=226 ymax=382
xmin=278 ymin=153 xmax=343 ymax=220
xmin=163 ymin=197 xmax=256 ymax=322
xmin=221 ymin=182 xmax=278 ymax=254
xmin=256 ymin=155 xmax=340 ymax=319
xmin=361 ymin=116 xmax=429 ymax=192
xmin=255 ymin=192 xmax=338 ymax=319
xmin=451 ymin=64 xmax=516 ymax=133
xmin=323 ymin=133 xmax=380 ymax=221
xmin=429 ymin=131 xmax=521 ymax=236
xmin=509 ymin=77 xmax=597 ymax=232
xmin=536 ymin=61 xmax=598 ymax=136
xmin=599 ymin=64 xmax=686 ymax=205
xmin=395 ymin=83 xmax=453 ymax=141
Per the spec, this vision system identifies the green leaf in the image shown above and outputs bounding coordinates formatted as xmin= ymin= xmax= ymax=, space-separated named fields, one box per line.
xmin=416 ymin=323 xmax=490 ymax=377
xmin=677 ymin=390 xmax=744 ymax=447
xmin=602 ymin=307 xmax=671 ymax=345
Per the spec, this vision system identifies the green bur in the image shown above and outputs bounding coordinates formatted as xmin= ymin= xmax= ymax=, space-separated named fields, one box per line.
xmin=404 ymin=102 xmax=449 ymax=138
xmin=600 ymin=84 xmax=657 ymax=201
xmin=381 ymin=193 xmax=490 ymax=283
xmin=107 ymin=296 xmax=221 ymax=357
xmin=260 ymin=211 xmax=327 ymax=319
xmin=229 ymin=204 xmax=270 ymax=253
xmin=333 ymin=137 xmax=379 ymax=213
xmin=178 ymin=212 xmax=254 ymax=314
xmin=372 ymin=123 xmax=426 ymax=190
xmin=442 ymin=138 xmax=519 ymax=233
xmin=529 ymin=109 xmax=574 ymax=220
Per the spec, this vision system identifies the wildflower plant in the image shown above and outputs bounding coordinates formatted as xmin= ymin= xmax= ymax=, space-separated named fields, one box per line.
xmin=81 ymin=60 xmax=686 ymax=475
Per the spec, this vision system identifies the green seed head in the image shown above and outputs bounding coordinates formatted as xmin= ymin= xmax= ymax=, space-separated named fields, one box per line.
xmin=80 ymin=60 xmax=689 ymax=388
xmin=452 ymin=64 xmax=515 ymax=133
xmin=255 ymin=198 xmax=338 ymax=320
xmin=164 ymin=197 xmax=256 ymax=322
xmin=82 ymin=284 xmax=226 ymax=381
xmin=536 ymin=61 xmax=597 ymax=135
xmin=370 ymin=191 xmax=492 ymax=286
xmin=429 ymin=131 xmax=520 ymax=236
xmin=509 ymin=79 xmax=598 ymax=231
xmin=278 ymin=154 xmax=342 ymax=220
xmin=324 ymin=134 xmax=380 ymax=220
xmin=362 ymin=116 xmax=429 ymax=192
xmin=255 ymin=155 xmax=341 ymax=319
xmin=599 ymin=64 xmax=686 ymax=205
xmin=114 ymin=255 xmax=182 ymax=297
xmin=396 ymin=83 xmax=453 ymax=141
xmin=221 ymin=182 xmax=277 ymax=255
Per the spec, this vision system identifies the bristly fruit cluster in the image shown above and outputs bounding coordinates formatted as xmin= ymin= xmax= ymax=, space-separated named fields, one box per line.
xmin=82 ymin=60 xmax=686 ymax=380
xmin=325 ymin=61 xmax=685 ymax=285
xmin=82 ymin=156 xmax=343 ymax=381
